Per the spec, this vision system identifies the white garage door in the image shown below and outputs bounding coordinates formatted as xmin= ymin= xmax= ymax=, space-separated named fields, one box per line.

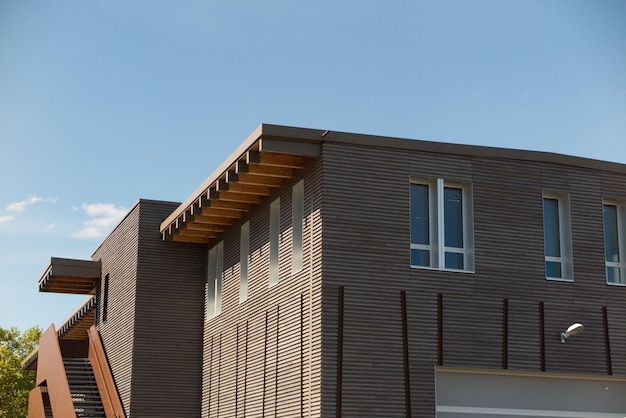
xmin=436 ymin=369 xmax=626 ymax=418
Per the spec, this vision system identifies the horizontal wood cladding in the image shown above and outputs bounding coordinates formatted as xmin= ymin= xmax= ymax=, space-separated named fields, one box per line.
xmin=93 ymin=204 xmax=141 ymax=417
xmin=131 ymin=200 xmax=206 ymax=418
xmin=202 ymin=159 xmax=323 ymax=417
xmin=93 ymin=200 xmax=207 ymax=418
xmin=320 ymin=142 xmax=626 ymax=416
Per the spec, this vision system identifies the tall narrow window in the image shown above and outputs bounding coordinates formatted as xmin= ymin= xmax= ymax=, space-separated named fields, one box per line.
xmin=410 ymin=179 xmax=474 ymax=271
xmin=269 ymin=198 xmax=280 ymax=287
xmin=410 ymin=183 xmax=432 ymax=267
xmin=292 ymin=180 xmax=304 ymax=274
xmin=207 ymin=241 xmax=224 ymax=319
xmin=102 ymin=274 xmax=109 ymax=322
xmin=542 ymin=194 xmax=573 ymax=281
xmin=240 ymin=221 xmax=249 ymax=303
xmin=603 ymin=202 xmax=625 ymax=285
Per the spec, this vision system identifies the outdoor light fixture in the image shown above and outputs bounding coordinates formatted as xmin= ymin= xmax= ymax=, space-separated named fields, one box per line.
xmin=560 ymin=323 xmax=584 ymax=343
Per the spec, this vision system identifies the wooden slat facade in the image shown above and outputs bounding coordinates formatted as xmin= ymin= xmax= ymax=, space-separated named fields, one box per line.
xmin=320 ymin=140 xmax=626 ymax=417
xmin=94 ymin=200 xmax=206 ymax=418
xmin=202 ymin=158 xmax=323 ymax=417
xmin=30 ymin=125 xmax=626 ymax=417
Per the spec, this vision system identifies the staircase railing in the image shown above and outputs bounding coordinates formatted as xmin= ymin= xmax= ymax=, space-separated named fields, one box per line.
xmin=30 ymin=324 xmax=77 ymax=418
xmin=27 ymin=386 xmax=47 ymax=418
xmin=87 ymin=325 xmax=126 ymax=418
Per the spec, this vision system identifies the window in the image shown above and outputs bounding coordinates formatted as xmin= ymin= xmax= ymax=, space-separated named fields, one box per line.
xmin=102 ymin=274 xmax=109 ymax=322
xmin=603 ymin=202 xmax=626 ymax=285
xmin=240 ymin=221 xmax=249 ymax=303
xmin=410 ymin=179 xmax=474 ymax=271
xmin=542 ymin=193 xmax=573 ymax=281
xmin=292 ymin=180 xmax=304 ymax=274
xmin=207 ymin=241 xmax=223 ymax=319
xmin=269 ymin=198 xmax=280 ymax=286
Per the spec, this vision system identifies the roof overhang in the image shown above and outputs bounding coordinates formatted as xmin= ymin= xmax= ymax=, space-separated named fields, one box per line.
xmin=38 ymin=257 xmax=101 ymax=294
xmin=160 ymin=123 xmax=626 ymax=245
xmin=160 ymin=124 xmax=321 ymax=244
xmin=21 ymin=296 xmax=96 ymax=370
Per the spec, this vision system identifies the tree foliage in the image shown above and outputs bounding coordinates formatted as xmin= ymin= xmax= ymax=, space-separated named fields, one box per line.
xmin=0 ymin=326 xmax=41 ymax=418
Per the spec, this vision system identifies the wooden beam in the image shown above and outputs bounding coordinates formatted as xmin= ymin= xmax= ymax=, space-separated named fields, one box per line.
xmin=221 ymin=182 xmax=273 ymax=196
xmin=225 ymin=170 xmax=238 ymax=182
xmin=214 ymin=191 xmax=262 ymax=204
xmin=196 ymin=207 xmax=245 ymax=219
xmin=236 ymin=173 xmax=284 ymax=187
xmin=235 ymin=160 xmax=249 ymax=174
xmin=204 ymin=193 xmax=253 ymax=211
xmin=190 ymin=215 xmax=235 ymax=226
xmin=255 ymin=152 xmax=308 ymax=169
xmin=244 ymin=164 xmax=295 ymax=178
xmin=178 ymin=225 xmax=224 ymax=235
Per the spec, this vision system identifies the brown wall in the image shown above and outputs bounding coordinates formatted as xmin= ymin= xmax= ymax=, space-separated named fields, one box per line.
xmin=202 ymin=159 xmax=324 ymax=417
xmin=95 ymin=200 xmax=206 ymax=418
xmin=94 ymin=204 xmax=140 ymax=416
xmin=320 ymin=142 xmax=626 ymax=417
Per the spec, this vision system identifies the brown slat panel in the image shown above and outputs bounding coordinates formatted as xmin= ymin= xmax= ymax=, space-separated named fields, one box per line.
xmin=202 ymin=160 xmax=323 ymax=418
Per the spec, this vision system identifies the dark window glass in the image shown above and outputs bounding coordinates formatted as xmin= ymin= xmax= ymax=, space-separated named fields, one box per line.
xmin=102 ymin=274 xmax=109 ymax=322
xmin=410 ymin=184 xmax=430 ymax=245
xmin=445 ymin=252 xmax=464 ymax=270
xmin=546 ymin=261 xmax=562 ymax=278
xmin=543 ymin=198 xmax=561 ymax=258
xmin=444 ymin=187 xmax=463 ymax=248
xmin=607 ymin=266 xmax=621 ymax=283
xmin=411 ymin=249 xmax=430 ymax=267
xmin=604 ymin=204 xmax=620 ymax=263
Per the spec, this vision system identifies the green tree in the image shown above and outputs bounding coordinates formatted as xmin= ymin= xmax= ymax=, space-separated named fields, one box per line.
xmin=0 ymin=326 xmax=41 ymax=418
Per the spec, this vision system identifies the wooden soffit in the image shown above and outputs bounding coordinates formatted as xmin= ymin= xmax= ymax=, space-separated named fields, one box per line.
xmin=21 ymin=296 xmax=96 ymax=370
xmin=160 ymin=125 xmax=321 ymax=244
xmin=38 ymin=257 xmax=101 ymax=294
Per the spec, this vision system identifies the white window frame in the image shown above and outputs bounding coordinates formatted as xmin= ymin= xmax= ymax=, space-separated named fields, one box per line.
xmin=240 ymin=221 xmax=249 ymax=303
xmin=207 ymin=241 xmax=223 ymax=320
xmin=542 ymin=192 xmax=574 ymax=282
xmin=410 ymin=178 xmax=474 ymax=272
xmin=603 ymin=200 xmax=626 ymax=285
xmin=269 ymin=197 xmax=280 ymax=287
xmin=292 ymin=180 xmax=304 ymax=274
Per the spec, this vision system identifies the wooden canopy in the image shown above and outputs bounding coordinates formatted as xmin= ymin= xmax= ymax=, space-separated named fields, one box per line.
xmin=160 ymin=125 xmax=320 ymax=244
xmin=38 ymin=257 xmax=101 ymax=294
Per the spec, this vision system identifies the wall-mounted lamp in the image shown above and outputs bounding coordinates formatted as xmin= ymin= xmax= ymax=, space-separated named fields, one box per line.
xmin=560 ymin=323 xmax=584 ymax=343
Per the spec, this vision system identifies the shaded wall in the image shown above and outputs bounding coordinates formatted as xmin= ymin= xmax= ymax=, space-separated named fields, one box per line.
xmin=201 ymin=158 xmax=324 ymax=417
xmin=320 ymin=142 xmax=626 ymax=417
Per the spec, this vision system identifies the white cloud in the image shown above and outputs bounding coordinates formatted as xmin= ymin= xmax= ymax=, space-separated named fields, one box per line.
xmin=72 ymin=203 xmax=127 ymax=239
xmin=0 ymin=215 xmax=14 ymax=223
xmin=6 ymin=195 xmax=57 ymax=212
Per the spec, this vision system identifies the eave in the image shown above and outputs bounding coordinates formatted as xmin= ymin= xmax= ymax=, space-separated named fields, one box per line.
xmin=21 ymin=296 xmax=96 ymax=371
xmin=160 ymin=124 xmax=321 ymax=244
xmin=38 ymin=257 xmax=101 ymax=294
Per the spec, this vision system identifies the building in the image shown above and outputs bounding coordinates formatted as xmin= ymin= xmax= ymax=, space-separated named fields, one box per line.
xmin=23 ymin=124 xmax=626 ymax=417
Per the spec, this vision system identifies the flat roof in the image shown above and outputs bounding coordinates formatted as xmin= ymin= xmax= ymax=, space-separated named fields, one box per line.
xmin=161 ymin=123 xmax=626 ymax=245
xmin=38 ymin=257 xmax=101 ymax=294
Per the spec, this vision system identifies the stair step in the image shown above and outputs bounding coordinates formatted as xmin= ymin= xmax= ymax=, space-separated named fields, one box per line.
xmin=63 ymin=358 xmax=106 ymax=418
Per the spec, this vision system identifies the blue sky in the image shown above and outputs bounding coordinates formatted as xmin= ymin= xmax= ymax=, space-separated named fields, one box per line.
xmin=1 ymin=0 xmax=625 ymax=331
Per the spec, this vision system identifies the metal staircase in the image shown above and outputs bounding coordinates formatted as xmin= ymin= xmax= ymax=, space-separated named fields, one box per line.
xmin=64 ymin=358 xmax=105 ymax=418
